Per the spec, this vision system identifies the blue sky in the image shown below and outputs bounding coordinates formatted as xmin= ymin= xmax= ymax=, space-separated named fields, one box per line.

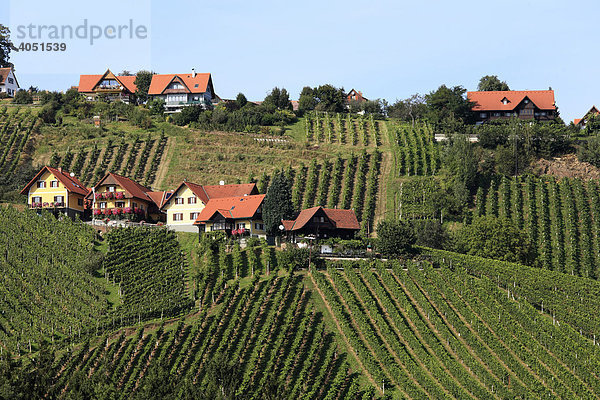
xmin=3 ymin=0 xmax=598 ymax=122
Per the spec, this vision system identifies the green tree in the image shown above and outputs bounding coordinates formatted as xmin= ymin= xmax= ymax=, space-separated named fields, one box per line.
xmin=263 ymin=87 xmax=291 ymax=110
xmin=441 ymin=135 xmax=479 ymax=212
xmin=477 ymin=75 xmax=510 ymax=91
xmin=12 ymin=90 xmax=33 ymax=104
xmin=425 ymin=85 xmax=474 ymax=126
xmin=134 ymin=70 xmax=154 ymax=103
xmin=0 ymin=25 xmax=14 ymax=68
xmin=298 ymin=86 xmax=317 ymax=113
xmin=578 ymin=136 xmax=600 ymax=168
xmin=387 ymin=94 xmax=427 ymax=125
xmin=235 ymin=92 xmax=248 ymax=108
xmin=454 ymin=215 xmax=534 ymax=264
xmin=376 ymin=220 xmax=416 ymax=257
xmin=263 ymin=171 xmax=294 ymax=235
xmin=314 ymin=84 xmax=346 ymax=112
xmin=148 ymin=98 xmax=166 ymax=115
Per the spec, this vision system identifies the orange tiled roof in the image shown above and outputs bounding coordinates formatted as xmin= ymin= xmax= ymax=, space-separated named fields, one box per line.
xmin=78 ymin=73 xmax=137 ymax=93
xmin=86 ymin=172 xmax=152 ymax=202
xmin=467 ymin=90 xmax=556 ymax=112
xmin=162 ymin=182 xmax=257 ymax=209
xmin=21 ymin=166 xmax=89 ymax=196
xmin=284 ymin=206 xmax=360 ymax=231
xmin=148 ymin=73 xmax=211 ymax=95
xmin=146 ymin=190 xmax=174 ymax=208
xmin=0 ymin=68 xmax=16 ymax=86
xmin=194 ymin=194 xmax=265 ymax=224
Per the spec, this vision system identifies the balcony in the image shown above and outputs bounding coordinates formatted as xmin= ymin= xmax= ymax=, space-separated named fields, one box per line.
xmin=30 ymin=202 xmax=66 ymax=208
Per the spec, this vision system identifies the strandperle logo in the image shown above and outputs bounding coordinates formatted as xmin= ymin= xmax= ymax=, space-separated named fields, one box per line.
xmin=15 ymin=19 xmax=148 ymax=45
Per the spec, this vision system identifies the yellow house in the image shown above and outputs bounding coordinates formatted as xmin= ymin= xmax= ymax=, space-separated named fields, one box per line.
xmin=85 ymin=172 xmax=167 ymax=221
xmin=194 ymin=194 xmax=267 ymax=239
xmin=21 ymin=166 xmax=89 ymax=218
xmin=161 ymin=181 xmax=257 ymax=232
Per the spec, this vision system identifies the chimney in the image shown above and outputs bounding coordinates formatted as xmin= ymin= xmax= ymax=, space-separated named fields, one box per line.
xmin=192 ymin=68 xmax=196 ymax=78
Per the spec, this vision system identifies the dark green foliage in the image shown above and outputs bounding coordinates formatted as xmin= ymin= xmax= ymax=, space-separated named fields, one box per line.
xmin=134 ymin=70 xmax=154 ymax=103
xmin=453 ymin=215 xmax=533 ymax=265
xmin=425 ymin=85 xmax=474 ymax=127
xmin=410 ymin=219 xmax=447 ymax=249
xmin=477 ymin=75 xmax=510 ymax=91
xmin=12 ymin=91 xmax=33 ymax=104
xmin=376 ymin=220 xmax=416 ymax=256
xmin=263 ymin=87 xmax=291 ymax=110
xmin=578 ymin=136 xmax=600 ymax=167
xmin=263 ymin=172 xmax=294 ymax=235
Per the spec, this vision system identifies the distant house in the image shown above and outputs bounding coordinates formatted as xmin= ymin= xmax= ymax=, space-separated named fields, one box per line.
xmin=194 ymin=194 xmax=266 ymax=239
xmin=574 ymin=106 xmax=600 ymax=128
xmin=467 ymin=90 xmax=557 ymax=124
xmin=161 ymin=181 xmax=258 ymax=232
xmin=78 ymin=69 xmax=137 ymax=103
xmin=85 ymin=172 xmax=169 ymax=221
xmin=148 ymin=69 xmax=216 ymax=113
xmin=0 ymin=67 xmax=19 ymax=97
xmin=282 ymin=206 xmax=360 ymax=240
xmin=346 ymin=89 xmax=368 ymax=103
xmin=21 ymin=166 xmax=89 ymax=218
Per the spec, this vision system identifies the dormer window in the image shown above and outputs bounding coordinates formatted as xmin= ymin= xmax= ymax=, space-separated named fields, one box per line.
xmin=524 ymin=99 xmax=529 ymax=104
xmin=502 ymin=98 xmax=509 ymax=105
xmin=108 ymin=186 xmax=115 ymax=192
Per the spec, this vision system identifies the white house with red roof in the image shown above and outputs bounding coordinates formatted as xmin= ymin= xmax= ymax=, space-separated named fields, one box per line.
xmin=193 ymin=194 xmax=266 ymax=239
xmin=148 ymin=69 xmax=215 ymax=113
xmin=161 ymin=181 xmax=258 ymax=232
xmin=78 ymin=69 xmax=137 ymax=103
xmin=0 ymin=67 xmax=19 ymax=97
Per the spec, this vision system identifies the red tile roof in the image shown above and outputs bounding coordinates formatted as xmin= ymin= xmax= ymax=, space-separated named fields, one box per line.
xmin=467 ymin=90 xmax=556 ymax=112
xmin=574 ymin=106 xmax=600 ymax=126
xmin=21 ymin=166 xmax=89 ymax=196
xmin=146 ymin=191 xmax=174 ymax=208
xmin=162 ymin=182 xmax=257 ymax=209
xmin=202 ymin=183 xmax=258 ymax=200
xmin=0 ymin=68 xmax=17 ymax=86
xmin=284 ymin=207 xmax=360 ymax=231
xmin=148 ymin=73 xmax=212 ymax=95
xmin=78 ymin=73 xmax=137 ymax=93
xmin=194 ymin=194 xmax=265 ymax=224
xmin=86 ymin=172 xmax=153 ymax=202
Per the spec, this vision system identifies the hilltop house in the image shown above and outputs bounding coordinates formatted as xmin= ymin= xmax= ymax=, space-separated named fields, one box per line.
xmin=161 ymin=181 xmax=258 ymax=232
xmin=148 ymin=69 xmax=216 ymax=113
xmin=282 ymin=206 xmax=360 ymax=240
xmin=467 ymin=90 xmax=557 ymax=124
xmin=85 ymin=172 xmax=169 ymax=221
xmin=21 ymin=166 xmax=89 ymax=218
xmin=346 ymin=89 xmax=368 ymax=104
xmin=574 ymin=106 xmax=600 ymax=128
xmin=194 ymin=194 xmax=266 ymax=239
xmin=0 ymin=68 xmax=19 ymax=97
xmin=78 ymin=69 xmax=137 ymax=103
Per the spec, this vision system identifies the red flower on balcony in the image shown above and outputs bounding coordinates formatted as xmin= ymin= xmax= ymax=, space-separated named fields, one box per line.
xmin=43 ymin=202 xmax=49 ymax=207
xmin=103 ymin=208 xmax=112 ymax=215
xmin=93 ymin=209 xmax=102 ymax=216
xmin=95 ymin=193 xmax=102 ymax=200
xmin=115 ymin=192 xmax=124 ymax=200
xmin=113 ymin=208 xmax=122 ymax=215
xmin=104 ymin=192 xmax=114 ymax=200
